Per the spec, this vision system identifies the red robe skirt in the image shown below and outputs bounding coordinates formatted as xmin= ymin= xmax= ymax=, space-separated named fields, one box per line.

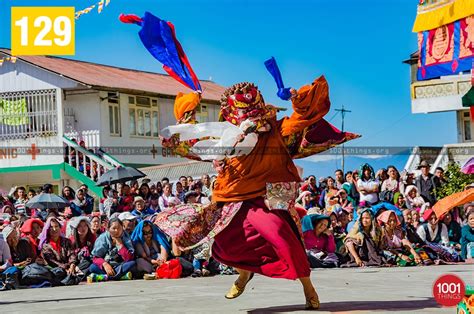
xmin=212 ymin=198 xmax=311 ymax=280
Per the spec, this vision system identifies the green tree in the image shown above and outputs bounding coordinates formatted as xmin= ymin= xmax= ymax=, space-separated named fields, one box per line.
xmin=436 ymin=163 xmax=474 ymax=199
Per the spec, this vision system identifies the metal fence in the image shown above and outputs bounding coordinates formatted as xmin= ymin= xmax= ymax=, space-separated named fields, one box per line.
xmin=0 ymin=89 xmax=57 ymax=140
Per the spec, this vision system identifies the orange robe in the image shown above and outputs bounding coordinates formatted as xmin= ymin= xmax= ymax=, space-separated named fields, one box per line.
xmin=212 ymin=76 xmax=332 ymax=203
xmin=212 ymin=119 xmax=301 ymax=202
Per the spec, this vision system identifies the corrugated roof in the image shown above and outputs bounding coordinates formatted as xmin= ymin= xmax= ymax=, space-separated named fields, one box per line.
xmin=139 ymin=161 xmax=216 ymax=183
xmin=0 ymin=48 xmax=225 ymax=103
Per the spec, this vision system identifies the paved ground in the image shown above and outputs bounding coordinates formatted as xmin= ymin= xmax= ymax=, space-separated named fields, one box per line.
xmin=0 ymin=264 xmax=472 ymax=313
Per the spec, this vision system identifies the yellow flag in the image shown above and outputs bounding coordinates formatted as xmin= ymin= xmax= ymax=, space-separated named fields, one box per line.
xmin=98 ymin=1 xmax=104 ymax=13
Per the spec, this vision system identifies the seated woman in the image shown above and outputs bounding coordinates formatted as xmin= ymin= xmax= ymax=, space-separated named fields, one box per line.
xmin=302 ymin=214 xmax=338 ymax=268
xmin=322 ymin=177 xmax=339 ymax=211
xmin=61 ymin=186 xmax=75 ymax=203
xmin=332 ymin=209 xmax=351 ymax=261
xmin=296 ymin=191 xmax=312 ymax=211
xmin=69 ymin=217 xmax=96 ymax=281
xmin=1 ymin=205 xmax=15 ymax=216
xmin=70 ymin=189 xmax=93 ymax=216
xmin=337 ymin=188 xmax=356 ymax=211
xmin=20 ymin=218 xmax=44 ymax=260
xmin=416 ymin=209 xmax=449 ymax=246
xmin=131 ymin=220 xmax=170 ymax=274
xmin=380 ymin=166 xmax=400 ymax=195
xmin=402 ymin=210 xmax=424 ymax=246
xmin=417 ymin=209 xmax=461 ymax=263
xmin=4 ymin=224 xmax=36 ymax=269
xmin=170 ymin=238 xmax=197 ymax=278
xmin=1 ymin=226 xmax=24 ymax=290
xmin=344 ymin=209 xmax=386 ymax=267
xmin=461 ymin=208 xmax=474 ymax=260
xmin=0 ymin=228 xmax=16 ymax=290
xmin=377 ymin=210 xmax=422 ymax=266
xmin=38 ymin=217 xmax=79 ymax=285
xmin=89 ymin=218 xmax=136 ymax=281
xmin=138 ymin=183 xmax=152 ymax=204
xmin=90 ymin=214 xmax=105 ymax=237
xmin=411 ymin=210 xmax=421 ymax=229
xmin=441 ymin=212 xmax=462 ymax=247
xmin=394 ymin=193 xmax=408 ymax=210
xmin=405 ymin=185 xmax=429 ymax=213
xmin=158 ymin=184 xmax=181 ymax=211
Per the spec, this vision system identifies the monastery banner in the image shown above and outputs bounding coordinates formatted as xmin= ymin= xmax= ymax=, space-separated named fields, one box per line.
xmin=417 ymin=15 xmax=474 ymax=81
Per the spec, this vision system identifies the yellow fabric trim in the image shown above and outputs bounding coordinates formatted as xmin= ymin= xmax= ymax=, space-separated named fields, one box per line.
xmin=412 ymin=0 xmax=474 ymax=32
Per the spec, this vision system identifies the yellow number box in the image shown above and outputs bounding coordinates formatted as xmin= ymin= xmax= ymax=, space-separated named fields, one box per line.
xmin=11 ymin=7 xmax=75 ymax=55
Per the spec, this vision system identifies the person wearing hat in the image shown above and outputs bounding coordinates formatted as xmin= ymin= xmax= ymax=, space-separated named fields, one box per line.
xmin=184 ymin=191 xmax=199 ymax=204
xmin=415 ymin=160 xmax=437 ymax=206
xmin=118 ymin=212 xmax=138 ymax=235
xmin=131 ymin=196 xmax=155 ymax=220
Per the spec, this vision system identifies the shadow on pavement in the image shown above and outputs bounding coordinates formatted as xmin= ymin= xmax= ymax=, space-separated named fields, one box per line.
xmin=0 ymin=295 xmax=126 ymax=306
xmin=247 ymin=298 xmax=440 ymax=313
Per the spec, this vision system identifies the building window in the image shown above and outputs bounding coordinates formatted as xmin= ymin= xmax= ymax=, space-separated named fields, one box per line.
xmin=462 ymin=111 xmax=472 ymax=142
xmin=196 ymin=104 xmax=209 ymax=123
xmin=464 ymin=120 xmax=472 ymax=141
xmin=128 ymin=95 xmax=159 ymax=137
xmin=107 ymin=92 xmax=120 ymax=136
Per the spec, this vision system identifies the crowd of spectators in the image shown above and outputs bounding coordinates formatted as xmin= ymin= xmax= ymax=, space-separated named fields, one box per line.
xmin=0 ymin=161 xmax=472 ymax=291
xmin=297 ymin=161 xmax=473 ymax=269
xmin=0 ymin=174 xmax=230 ymax=290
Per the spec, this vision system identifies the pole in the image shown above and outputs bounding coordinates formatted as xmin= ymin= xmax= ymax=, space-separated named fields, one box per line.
xmin=335 ymin=105 xmax=352 ymax=173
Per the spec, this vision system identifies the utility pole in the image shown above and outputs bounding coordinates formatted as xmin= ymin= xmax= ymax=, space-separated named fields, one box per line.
xmin=335 ymin=105 xmax=352 ymax=173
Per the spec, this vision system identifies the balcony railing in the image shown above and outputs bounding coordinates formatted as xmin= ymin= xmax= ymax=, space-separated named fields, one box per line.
xmin=0 ymin=89 xmax=57 ymax=140
xmin=64 ymin=130 xmax=101 ymax=150
xmin=411 ymin=77 xmax=471 ymax=100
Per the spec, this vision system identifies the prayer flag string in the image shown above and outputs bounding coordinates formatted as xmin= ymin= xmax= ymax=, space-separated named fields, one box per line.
xmin=75 ymin=0 xmax=111 ymax=19
xmin=0 ymin=57 xmax=18 ymax=66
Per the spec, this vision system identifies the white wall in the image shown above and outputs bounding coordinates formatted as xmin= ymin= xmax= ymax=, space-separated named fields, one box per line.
xmin=0 ymin=170 xmax=59 ymax=191
xmin=63 ymin=92 xmax=101 ymax=135
xmin=0 ymin=53 xmax=80 ymax=92
xmin=97 ymin=91 xmax=220 ymax=166
xmin=0 ymin=136 xmax=63 ymax=168
xmin=412 ymin=95 xmax=465 ymax=114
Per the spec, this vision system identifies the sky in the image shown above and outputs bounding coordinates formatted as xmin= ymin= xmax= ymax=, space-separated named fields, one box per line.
xmin=0 ymin=0 xmax=458 ymax=177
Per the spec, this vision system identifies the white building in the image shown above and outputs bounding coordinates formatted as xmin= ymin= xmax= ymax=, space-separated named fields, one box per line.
xmin=403 ymin=51 xmax=474 ymax=172
xmin=0 ymin=48 xmax=224 ymax=196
